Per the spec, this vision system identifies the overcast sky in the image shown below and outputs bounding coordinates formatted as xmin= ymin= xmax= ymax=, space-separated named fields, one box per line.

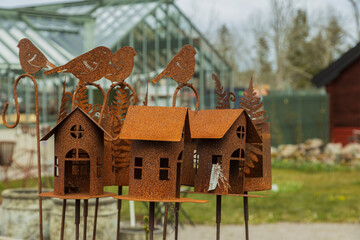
xmin=0 ymin=0 xmax=356 ymax=45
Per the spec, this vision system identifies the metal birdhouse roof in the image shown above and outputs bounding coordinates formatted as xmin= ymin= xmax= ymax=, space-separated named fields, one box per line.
xmin=189 ymin=109 xmax=262 ymax=143
xmin=119 ymin=105 xmax=188 ymax=142
xmin=41 ymin=107 xmax=112 ymax=141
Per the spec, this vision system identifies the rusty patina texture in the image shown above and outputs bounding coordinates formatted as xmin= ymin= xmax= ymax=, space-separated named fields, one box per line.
xmin=116 ymin=106 xmax=205 ymax=202
xmin=44 ymin=46 xmax=112 ymax=84
xmin=152 ymin=45 xmax=196 ymax=84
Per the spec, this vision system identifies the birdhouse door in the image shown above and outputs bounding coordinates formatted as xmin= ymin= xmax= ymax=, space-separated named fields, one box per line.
xmin=64 ymin=148 xmax=91 ymax=194
xmin=229 ymin=148 xmax=245 ymax=194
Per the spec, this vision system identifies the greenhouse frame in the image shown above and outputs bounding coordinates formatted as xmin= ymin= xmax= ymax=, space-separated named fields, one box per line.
xmin=0 ymin=0 xmax=233 ymax=124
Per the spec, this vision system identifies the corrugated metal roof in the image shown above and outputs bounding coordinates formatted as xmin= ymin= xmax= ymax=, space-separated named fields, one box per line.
xmin=119 ymin=105 xmax=188 ymax=142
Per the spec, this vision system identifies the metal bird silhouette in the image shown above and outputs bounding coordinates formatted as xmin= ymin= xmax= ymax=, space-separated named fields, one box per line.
xmin=18 ymin=38 xmax=57 ymax=75
xmin=152 ymin=44 xmax=197 ymax=85
xmin=44 ymin=46 xmax=112 ymax=84
xmin=105 ymin=46 xmax=137 ymax=83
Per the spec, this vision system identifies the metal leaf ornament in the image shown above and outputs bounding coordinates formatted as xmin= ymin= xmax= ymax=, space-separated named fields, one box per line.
xmin=239 ymin=77 xmax=268 ymax=174
xmin=213 ymin=73 xmax=236 ymax=109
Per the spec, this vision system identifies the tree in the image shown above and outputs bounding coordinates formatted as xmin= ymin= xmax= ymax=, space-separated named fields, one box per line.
xmin=255 ymin=36 xmax=273 ymax=85
xmin=286 ymin=9 xmax=313 ymax=89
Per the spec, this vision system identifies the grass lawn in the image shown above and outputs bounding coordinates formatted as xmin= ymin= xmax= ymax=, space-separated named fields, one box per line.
xmin=107 ymin=168 xmax=360 ymax=224
xmin=1 ymin=168 xmax=359 ymax=224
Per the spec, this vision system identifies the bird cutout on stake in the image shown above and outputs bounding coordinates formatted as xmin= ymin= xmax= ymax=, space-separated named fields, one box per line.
xmin=44 ymin=46 xmax=112 ymax=84
xmin=18 ymin=38 xmax=57 ymax=76
xmin=152 ymin=44 xmax=196 ymax=85
xmin=2 ymin=38 xmax=51 ymax=240
xmin=105 ymin=46 xmax=137 ymax=83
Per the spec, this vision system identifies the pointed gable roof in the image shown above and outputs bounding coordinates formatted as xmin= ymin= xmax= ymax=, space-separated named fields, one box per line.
xmin=119 ymin=106 xmax=188 ymax=142
xmin=189 ymin=109 xmax=262 ymax=143
xmin=40 ymin=107 xmax=112 ymax=141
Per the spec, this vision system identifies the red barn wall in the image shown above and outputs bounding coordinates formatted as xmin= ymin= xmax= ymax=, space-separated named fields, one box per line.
xmin=326 ymin=59 xmax=360 ymax=145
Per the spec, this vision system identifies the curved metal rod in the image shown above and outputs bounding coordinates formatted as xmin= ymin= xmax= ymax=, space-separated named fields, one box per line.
xmin=98 ymin=82 xmax=138 ymax=125
xmin=2 ymin=74 xmax=27 ymax=128
xmin=71 ymin=82 xmax=106 ymax=111
xmin=172 ymin=83 xmax=199 ymax=113
xmin=229 ymin=92 xmax=236 ymax=102
xmin=2 ymin=73 xmax=44 ymax=240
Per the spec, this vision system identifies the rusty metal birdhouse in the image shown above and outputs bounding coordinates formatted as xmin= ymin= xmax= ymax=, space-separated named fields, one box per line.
xmin=40 ymin=107 xmax=114 ymax=199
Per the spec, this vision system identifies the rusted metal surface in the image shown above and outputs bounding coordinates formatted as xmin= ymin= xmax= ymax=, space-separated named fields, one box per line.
xmin=92 ymin=198 xmax=99 ymax=240
xmin=105 ymin=46 xmax=137 ymax=83
xmin=216 ymin=195 xmax=221 ymax=240
xmin=44 ymin=46 xmax=112 ymax=84
xmin=75 ymin=199 xmax=80 ymax=240
xmin=152 ymin=45 xmax=196 ymax=84
xmin=163 ymin=202 xmax=168 ymax=240
xmin=213 ymin=74 xmax=236 ymax=109
xmin=117 ymin=106 xmax=195 ymax=201
xmin=83 ymin=199 xmax=88 ymax=240
xmin=174 ymin=202 xmax=180 ymax=240
xmin=244 ymin=191 xmax=249 ymax=240
xmin=60 ymin=199 xmax=66 ymax=240
xmin=18 ymin=38 xmax=56 ymax=75
xmin=116 ymin=186 xmax=122 ymax=240
xmin=172 ymin=83 xmax=199 ymax=113
xmin=41 ymin=107 xmax=112 ymax=198
xmin=149 ymin=202 xmax=155 ymax=240
xmin=119 ymin=106 xmax=188 ymax=142
xmin=2 ymin=74 xmax=44 ymax=239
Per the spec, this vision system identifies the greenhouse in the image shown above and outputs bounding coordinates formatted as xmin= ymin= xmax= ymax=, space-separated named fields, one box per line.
xmin=0 ymin=0 xmax=233 ymax=124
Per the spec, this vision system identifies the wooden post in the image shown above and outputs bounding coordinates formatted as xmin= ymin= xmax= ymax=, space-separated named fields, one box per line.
xmin=60 ymin=199 xmax=66 ymax=240
xmin=216 ymin=195 xmax=221 ymax=240
xmin=149 ymin=202 xmax=155 ymax=240
xmin=75 ymin=199 xmax=81 ymax=240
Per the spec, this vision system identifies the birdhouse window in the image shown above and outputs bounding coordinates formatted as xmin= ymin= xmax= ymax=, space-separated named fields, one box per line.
xmin=54 ymin=156 xmax=59 ymax=177
xmin=236 ymin=126 xmax=245 ymax=139
xmin=193 ymin=150 xmax=200 ymax=172
xmin=66 ymin=149 xmax=90 ymax=160
xmin=134 ymin=157 xmax=142 ymax=180
xmin=159 ymin=158 xmax=170 ymax=181
xmin=70 ymin=125 xmax=84 ymax=139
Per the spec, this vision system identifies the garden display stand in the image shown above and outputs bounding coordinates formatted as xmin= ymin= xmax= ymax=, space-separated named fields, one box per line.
xmin=2 ymin=38 xmax=272 ymax=240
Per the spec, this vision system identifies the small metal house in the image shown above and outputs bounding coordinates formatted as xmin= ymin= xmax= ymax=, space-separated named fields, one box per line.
xmin=41 ymin=107 xmax=112 ymax=197
xmin=118 ymin=105 xmax=190 ymax=200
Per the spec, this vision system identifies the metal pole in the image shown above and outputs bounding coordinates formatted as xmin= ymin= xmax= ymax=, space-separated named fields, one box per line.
xmin=117 ymin=186 xmax=123 ymax=240
xmin=149 ymin=202 xmax=155 ymax=240
xmin=75 ymin=199 xmax=81 ymax=240
xmin=83 ymin=199 xmax=88 ymax=240
xmin=244 ymin=192 xmax=249 ymax=240
xmin=92 ymin=198 xmax=99 ymax=240
xmin=174 ymin=202 xmax=180 ymax=240
xmin=216 ymin=195 xmax=221 ymax=240
xmin=60 ymin=199 xmax=66 ymax=240
xmin=162 ymin=202 xmax=168 ymax=240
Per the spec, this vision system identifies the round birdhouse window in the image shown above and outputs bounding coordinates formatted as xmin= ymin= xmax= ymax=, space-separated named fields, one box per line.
xmin=70 ymin=125 xmax=84 ymax=139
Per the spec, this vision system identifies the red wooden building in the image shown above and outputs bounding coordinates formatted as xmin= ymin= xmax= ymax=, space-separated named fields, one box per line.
xmin=312 ymin=44 xmax=360 ymax=145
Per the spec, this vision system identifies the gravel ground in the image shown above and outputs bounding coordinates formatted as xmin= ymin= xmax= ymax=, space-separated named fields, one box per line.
xmin=167 ymin=223 xmax=360 ymax=240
